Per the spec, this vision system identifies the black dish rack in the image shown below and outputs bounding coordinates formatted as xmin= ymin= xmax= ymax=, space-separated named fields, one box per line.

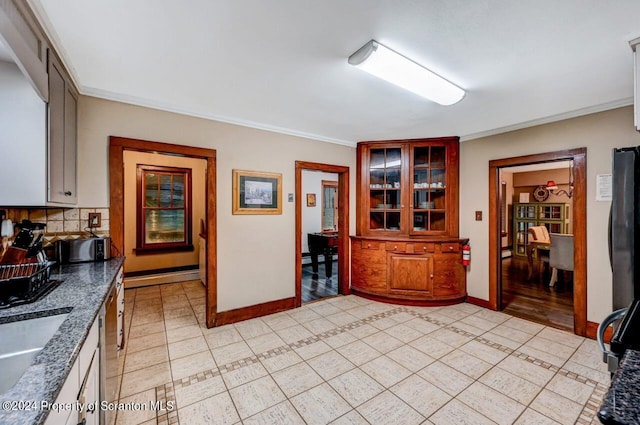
xmin=0 ymin=261 xmax=61 ymax=309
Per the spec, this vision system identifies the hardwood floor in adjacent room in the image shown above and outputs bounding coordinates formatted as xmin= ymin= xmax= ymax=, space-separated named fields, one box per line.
xmin=302 ymin=260 xmax=338 ymax=303
xmin=501 ymin=255 xmax=574 ymax=332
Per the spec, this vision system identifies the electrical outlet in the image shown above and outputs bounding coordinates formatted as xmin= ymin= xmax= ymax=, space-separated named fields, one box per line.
xmin=88 ymin=212 xmax=101 ymax=228
xmin=475 ymin=211 xmax=482 ymax=221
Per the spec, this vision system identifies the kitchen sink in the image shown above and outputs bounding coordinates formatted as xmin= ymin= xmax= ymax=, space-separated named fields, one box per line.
xmin=0 ymin=312 xmax=69 ymax=394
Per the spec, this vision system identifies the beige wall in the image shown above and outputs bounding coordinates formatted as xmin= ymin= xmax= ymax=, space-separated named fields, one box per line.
xmin=512 ymin=168 xmax=574 ymax=233
xmin=76 ymin=95 xmax=640 ymax=322
xmin=513 ymin=168 xmax=569 ymax=188
xmin=77 ymin=96 xmax=356 ymax=312
xmin=460 ymin=106 xmax=640 ymax=323
xmin=123 ymin=150 xmax=207 ymax=273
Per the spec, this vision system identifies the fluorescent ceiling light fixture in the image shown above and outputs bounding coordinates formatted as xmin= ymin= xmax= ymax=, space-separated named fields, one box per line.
xmin=348 ymin=40 xmax=465 ymax=106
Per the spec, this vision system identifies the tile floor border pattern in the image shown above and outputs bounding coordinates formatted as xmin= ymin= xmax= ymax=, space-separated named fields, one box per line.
xmin=156 ymin=383 xmax=178 ymax=425
xmin=133 ymin=303 xmax=606 ymax=425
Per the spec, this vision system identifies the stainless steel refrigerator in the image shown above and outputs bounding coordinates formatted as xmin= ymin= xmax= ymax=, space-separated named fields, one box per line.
xmin=598 ymin=146 xmax=640 ymax=372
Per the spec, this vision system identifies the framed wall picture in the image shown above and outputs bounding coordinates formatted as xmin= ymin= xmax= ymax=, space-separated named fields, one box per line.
xmin=306 ymin=193 xmax=316 ymax=207
xmin=232 ymin=169 xmax=282 ymax=215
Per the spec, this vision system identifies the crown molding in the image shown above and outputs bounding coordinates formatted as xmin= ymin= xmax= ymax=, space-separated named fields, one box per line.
xmin=461 ymin=97 xmax=634 ymax=142
xmin=81 ymin=86 xmax=357 ymax=148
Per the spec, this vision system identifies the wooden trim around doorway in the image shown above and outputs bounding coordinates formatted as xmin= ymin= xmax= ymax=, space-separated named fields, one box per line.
xmin=488 ymin=148 xmax=587 ymax=336
xmin=295 ymin=161 xmax=350 ymax=307
xmin=109 ymin=136 xmax=218 ymax=327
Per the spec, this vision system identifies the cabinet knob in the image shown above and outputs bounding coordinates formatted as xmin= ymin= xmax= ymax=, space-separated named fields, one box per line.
xmin=394 ymin=245 xmax=398 ymax=250
xmin=64 ymin=191 xmax=72 ymax=196
xmin=423 ymin=246 xmax=427 ymax=251
xmin=449 ymin=246 xmax=454 ymax=250
xmin=430 ymin=274 xmax=434 ymax=279
xmin=367 ymin=244 xmax=371 ymax=248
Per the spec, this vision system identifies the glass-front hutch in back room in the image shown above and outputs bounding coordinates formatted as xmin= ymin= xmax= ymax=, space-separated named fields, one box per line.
xmin=352 ymin=137 xmax=468 ymax=305
xmin=513 ymin=202 xmax=570 ymax=257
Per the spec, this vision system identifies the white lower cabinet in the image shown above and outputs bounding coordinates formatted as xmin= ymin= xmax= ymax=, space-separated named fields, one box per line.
xmin=79 ymin=348 xmax=100 ymax=425
xmin=44 ymin=315 xmax=99 ymax=425
xmin=43 ymin=360 xmax=78 ymax=425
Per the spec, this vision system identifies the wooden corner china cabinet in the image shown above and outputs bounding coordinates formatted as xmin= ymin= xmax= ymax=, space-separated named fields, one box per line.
xmin=351 ymin=137 xmax=468 ymax=305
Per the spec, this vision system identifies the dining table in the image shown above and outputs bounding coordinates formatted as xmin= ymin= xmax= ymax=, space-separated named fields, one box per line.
xmin=526 ymin=240 xmax=550 ymax=280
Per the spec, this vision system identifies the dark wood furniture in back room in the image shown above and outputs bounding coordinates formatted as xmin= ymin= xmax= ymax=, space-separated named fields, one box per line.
xmin=308 ymin=232 xmax=338 ymax=279
xmin=351 ymin=137 xmax=469 ymax=305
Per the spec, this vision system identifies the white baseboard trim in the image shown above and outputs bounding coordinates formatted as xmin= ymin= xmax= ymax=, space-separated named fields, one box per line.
xmin=125 ymin=270 xmax=201 ymax=288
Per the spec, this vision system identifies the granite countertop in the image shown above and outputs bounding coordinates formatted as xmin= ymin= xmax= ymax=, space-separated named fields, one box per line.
xmin=0 ymin=257 xmax=125 ymax=425
xmin=598 ymin=349 xmax=640 ymax=425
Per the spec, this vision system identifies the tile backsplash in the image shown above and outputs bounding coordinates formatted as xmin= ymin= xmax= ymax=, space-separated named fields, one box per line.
xmin=1 ymin=207 xmax=110 ymax=246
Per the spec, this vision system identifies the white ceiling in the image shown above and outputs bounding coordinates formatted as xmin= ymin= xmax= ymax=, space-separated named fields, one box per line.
xmin=28 ymin=0 xmax=640 ymax=146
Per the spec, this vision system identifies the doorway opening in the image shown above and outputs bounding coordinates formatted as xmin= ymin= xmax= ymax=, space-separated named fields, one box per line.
xmin=499 ymin=161 xmax=574 ymax=331
xmin=295 ymin=161 xmax=349 ymax=307
xmin=109 ymin=137 xmax=218 ymax=328
xmin=301 ymin=171 xmax=339 ymax=302
xmin=489 ymin=148 xmax=587 ymax=336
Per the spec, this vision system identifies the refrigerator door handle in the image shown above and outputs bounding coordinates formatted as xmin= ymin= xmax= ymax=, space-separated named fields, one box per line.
xmin=597 ymin=308 xmax=627 ymax=373
xmin=608 ymin=206 xmax=612 ymax=270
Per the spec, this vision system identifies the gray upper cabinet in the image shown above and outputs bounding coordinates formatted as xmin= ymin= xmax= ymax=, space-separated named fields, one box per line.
xmin=0 ymin=0 xmax=78 ymax=206
xmin=0 ymin=0 xmax=48 ymax=100
xmin=48 ymin=53 xmax=77 ymax=204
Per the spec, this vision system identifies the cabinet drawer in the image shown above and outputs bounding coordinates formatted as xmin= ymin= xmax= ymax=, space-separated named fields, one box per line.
xmin=440 ymin=243 xmax=459 ymax=253
xmin=361 ymin=241 xmax=381 ymax=250
xmin=385 ymin=242 xmax=406 ymax=252
xmin=413 ymin=243 xmax=435 ymax=253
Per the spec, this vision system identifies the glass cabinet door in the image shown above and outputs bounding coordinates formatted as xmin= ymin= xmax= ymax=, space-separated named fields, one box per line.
xmin=369 ymin=147 xmax=402 ymax=231
xmin=539 ymin=204 xmax=562 ymax=219
xmin=411 ymin=145 xmax=446 ymax=233
xmin=515 ymin=204 xmax=536 ymax=219
xmin=514 ymin=220 xmax=535 ymax=256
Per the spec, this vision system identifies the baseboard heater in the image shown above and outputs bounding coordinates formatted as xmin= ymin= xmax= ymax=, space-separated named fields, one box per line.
xmin=124 ymin=266 xmax=200 ymax=288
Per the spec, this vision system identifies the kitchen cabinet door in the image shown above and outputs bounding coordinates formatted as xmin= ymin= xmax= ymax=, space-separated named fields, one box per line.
xmin=80 ymin=348 xmax=100 ymax=425
xmin=356 ymin=137 xmax=460 ymax=237
xmin=387 ymin=253 xmax=434 ymax=295
xmin=47 ymin=53 xmax=77 ymax=204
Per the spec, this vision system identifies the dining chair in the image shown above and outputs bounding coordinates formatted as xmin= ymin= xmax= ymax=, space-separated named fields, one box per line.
xmin=527 ymin=226 xmax=550 ymax=281
xmin=549 ymin=233 xmax=574 ymax=286
xmin=528 ymin=225 xmax=550 ymax=244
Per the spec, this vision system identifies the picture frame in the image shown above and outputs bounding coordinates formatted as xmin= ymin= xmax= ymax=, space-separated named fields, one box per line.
xmin=306 ymin=193 xmax=316 ymax=207
xmin=232 ymin=169 xmax=282 ymax=215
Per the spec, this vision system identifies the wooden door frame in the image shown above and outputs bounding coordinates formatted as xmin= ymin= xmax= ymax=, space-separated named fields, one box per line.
xmin=109 ymin=136 xmax=218 ymax=328
xmin=295 ymin=161 xmax=349 ymax=307
xmin=488 ymin=148 xmax=587 ymax=336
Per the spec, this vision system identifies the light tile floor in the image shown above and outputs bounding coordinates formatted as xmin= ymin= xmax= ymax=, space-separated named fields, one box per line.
xmin=117 ymin=281 xmax=609 ymax=425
